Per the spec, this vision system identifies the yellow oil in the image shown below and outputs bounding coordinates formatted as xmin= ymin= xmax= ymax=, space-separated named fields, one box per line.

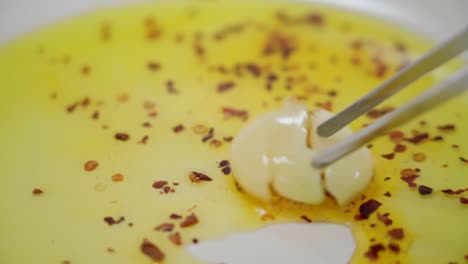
xmin=0 ymin=0 xmax=466 ymax=263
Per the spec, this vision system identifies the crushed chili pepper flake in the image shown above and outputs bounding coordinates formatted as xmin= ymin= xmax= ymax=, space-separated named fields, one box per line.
xmin=459 ymin=197 xmax=468 ymax=204
xmin=142 ymin=122 xmax=152 ymax=128
xmin=359 ymin=199 xmax=382 ymax=219
xmin=172 ymin=124 xmax=185 ymax=133
xmin=365 ymin=243 xmax=386 ymax=260
xmin=115 ymin=133 xmax=129 ymax=141
xmin=459 ymin=157 xmax=468 ymax=163
xmin=163 ymin=186 xmax=171 ymax=194
xmin=140 ymin=239 xmax=164 ymax=262
xmin=66 ymin=102 xmax=79 ymax=113
xmin=81 ymin=97 xmax=91 ymax=107
xmin=32 ymin=188 xmax=44 ymax=195
xmin=432 ymin=135 xmax=444 ymax=141
xmin=223 ymin=107 xmax=249 ymax=121
xmin=384 ymin=191 xmax=392 ymax=197
xmin=389 ymin=130 xmax=405 ymax=143
xmin=202 ymin=128 xmax=214 ymax=142
xmin=143 ymin=101 xmax=156 ymax=110
xmin=418 ymin=185 xmax=432 ymax=195
xmin=91 ymin=111 xmax=100 ymax=120
xmin=170 ymin=213 xmax=182 ymax=219
xmin=107 ymin=247 xmax=115 ymax=253
xmin=388 ymin=242 xmax=400 ymax=253
xmin=81 ymin=65 xmax=91 ymax=75
xmin=180 ymin=213 xmax=199 ymax=228
xmin=437 ymin=124 xmax=455 ymax=131
xmin=245 ymin=63 xmax=262 ymax=77
xmin=148 ymin=111 xmax=158 ymax=118
xmin=210 ymin=139 xmax=223 ymax=148
xmin=221 ymin=166 xmax=231 ymax=175
xmin=388 ymin=228 xmax=404 ymax=240
xmin=223 ymin=136 xmax=233 ymax=142
xmin=103 ymin=216 xmax=125 ymax=226
xmin=413 ymin=152 xmax=427 ymax=162
xmin=168 ymin=232 xmax=182 ymax=246
xmin=192 ymin=124 xmax=208 ymax=135
xmin=367 ymin=106 xmax=394 ymax=119
xmin=84 ymin=160 xmax=99 ymax=171
xmin=217 ymin=81 xmax=236 ymax=93
xmin=219 ymin=160 xmax=230 ymax=167
xmin=301 ymin=215 xmax=312 ymax=223
xmin=394 ymin=144 xmax=407 ymax=153
xmin=155 ymin=223 xmax=174 ymax=232
xmin=152 ymin=181 xmax=168 ymax=189
xmin=147 ymin=61 xmax=160 ymax=71
xmin=377 ymin=212 xmax=393 ymax=226
xmin=111 ymin=173 xmax=124 ymax=182
xmin=138 ymin=135 xmax=149 ymax=144
xmin=381 ymin=153 xmax=395 ymax=160
xmin=404 ymin=133 xmax=429 ymax=144
xmin=189 ymin=171 xmax=212 ymax=183
xmin=192 ymin=238 xmax=199 ymax=244
xmin=452 ymin=144 xmax=459 ymax=149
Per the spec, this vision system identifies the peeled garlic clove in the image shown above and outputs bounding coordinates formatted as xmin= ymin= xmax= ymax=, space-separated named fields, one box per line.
xmin=231 ymin=112 xmax=275 ymax=201
xmin=323 ymin=146 xmax=373 ymax=205
xmin=308 ymin=109 xmax=374 ymax=205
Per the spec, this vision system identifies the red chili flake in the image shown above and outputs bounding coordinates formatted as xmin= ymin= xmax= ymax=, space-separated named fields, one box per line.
xmin=388 ymin=228 xmax=404 ymax=240
xmin=219 ymin=160 xmax=230 ymax=167
xmin=180 ymin=213 xmax=199 ymax=228
xmin=223 ymin=107 xmax=248 ymax=121
xmin=163 ymin=186 xmax=171 ymax=193
xmin=81 ymin=97 xmax=90 ymax=107
xmin=389 ymin=130 xmax=405 ymax=143
xmin=202 ymin=128 xmax=214 ymax=142
xmin=81 ymin=65 xmax=91 ymax=75
xmin=139 ymin=135 xmax=149 ymax=144
xmin=437 ymin=124 xmax=455 ymax=131
xmin=245 ymin=63 xmax=262 ymax=77
xmin=418 ymin=185 xmax=432 ymax=195
xmin=170 ymin=213 xmax=182 ymax=219
xmin=223 ymin=136 xmax=233 ymax=142
xmin=381 ymin=153 xmax=395 ymax=160
xmin=189 ymin=171 xmax=212 ymax=183
xmin=103 ymin=216 xmax=125 ymax=226
xmin=301 ymin=215 xmax=312 ymax=223
xmin=367 ymin=107 xmax=394 ymax=119
xmin=384 ymin=192 xmax=392 ymax=197
xmin=84 ymin=160 xmax=99 ymax=171
xmin=140 ymin=239 xmax=164 ymax=262
xmin=459 ymin=157 xmax=468 ymax=163
xmin=377 ymin=212 xmax=393 ymax=226
xmin=221 ymin=167 xmax=231 ymax=175
xmin=172 ymin=124 xmax=185 ymax=133
xmin=210 ymin=139 xmax=223 ymax=148
xmin=168 ymin=232 xmax=182 ymax=246
xmin=401 ymin=172 xmax=419 ymax=188
xmin=166 ymin=80 xmax=179 ymax=94
xmin=172 ymin=182 xmax=179 ymax=186
xmin=359 ymin=199 xmax=382 ymax=219
xmin=128 ymin=222 xmax=134 ymax=227
xmin=365 ymin=243 xmax=385 ymax=260
xmin=91 ymin=111 xmax=100 ymax=120
xmin=192 ymin=238 xmax=199 ymax=244
xmin=143 ymin=101 xmax=156 ymax=110
xmin=384 ymin=177 xmax=391 ymax=181
xmin=394 ymin=144 xmax=407 ymax=153
xmin=404 ymin=133 xmax=429 ymax=144
xmin=148 ymin=111 xmax=158 ymax=118
xmin=217 ymin=82 xmax=236 ymax=93
xmin=452 ymin=144 xmax=459 ymax=149
xmin=155 ymin=223 xmax=174 ymax=232
xmin=115 ymin=133 xmax=129 ymax=141
xmin=111 ymin=173 xmax=124 ymax=182
xmin=152 ymin=181 xmax=168 ymax=189
xmin=142 ymin=122 xmax=152 ymax=128
xmin=32 ymin=188 xmax=44 ymax=195
xmin=388 ymin=242 xmax=400 ymax=253
xmin=147 ymin=61 xmax=160 ymax=71
xmin=441 ymin=189 xmax=465 ymax=195
xmin=432 ymin=135 xmax=444 ymax=141
xmin=66 ymin=102 xmax=79 ymax=113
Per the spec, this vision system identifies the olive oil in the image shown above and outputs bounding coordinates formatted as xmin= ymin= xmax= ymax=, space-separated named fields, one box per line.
xmin=0 ymin=0 xmax=466 ymax=263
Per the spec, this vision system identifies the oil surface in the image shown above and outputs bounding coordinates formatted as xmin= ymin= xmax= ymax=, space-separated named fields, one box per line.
xmin=0 ymin=0 xmax=467 ymax=263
